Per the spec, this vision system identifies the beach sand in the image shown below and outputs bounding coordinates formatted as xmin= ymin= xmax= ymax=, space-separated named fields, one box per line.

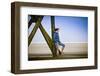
xmin=28 ymin=43 xmax=88 ymax=60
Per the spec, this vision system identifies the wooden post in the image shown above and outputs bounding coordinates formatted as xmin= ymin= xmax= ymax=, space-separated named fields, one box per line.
xmin=51 ymin=16 xmax=57 ymax=57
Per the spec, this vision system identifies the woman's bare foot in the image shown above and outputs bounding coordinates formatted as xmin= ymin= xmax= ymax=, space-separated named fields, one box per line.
xmin=61 ymin=46 xmax=65 ymax=54
xmin=58 ymin=50 xmax=62 ymax=55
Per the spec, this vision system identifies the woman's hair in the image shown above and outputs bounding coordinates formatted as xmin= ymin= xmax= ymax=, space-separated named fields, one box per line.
xmin=55 ymin=28 xmax=59 ymax=31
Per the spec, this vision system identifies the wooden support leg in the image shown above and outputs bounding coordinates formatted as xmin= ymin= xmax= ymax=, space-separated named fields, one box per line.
xmin=51 ymin=16 xmax=57 ymax=57
xmin=28 ymin=17 xmax=43 ymax=46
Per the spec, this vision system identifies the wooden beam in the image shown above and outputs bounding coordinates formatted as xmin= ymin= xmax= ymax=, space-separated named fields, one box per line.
xmin=51 ymin=16 xmax=57 ymax=57
xmin=28 ymin=15 xmax=41 ymax=28
xmin=28 ymin=19 xmax=33 ymax=28
xmin=39 ymin=24 xmax=54 ymax=55
xmin=28 ymin=16 xmax=43 ymax=46
xmin=51 ymin=16 xmax=55 ymax=39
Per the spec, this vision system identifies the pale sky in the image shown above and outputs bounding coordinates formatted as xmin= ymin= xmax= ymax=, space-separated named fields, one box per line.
xmin=28 ymin=15 xmax=88 ymax=44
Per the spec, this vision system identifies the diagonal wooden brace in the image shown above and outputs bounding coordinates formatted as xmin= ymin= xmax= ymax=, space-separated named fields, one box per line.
xmin=28 ymin=16 xmax=43 ymax=46
xmin=39 ymin=24 xmax=57 ymax=57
